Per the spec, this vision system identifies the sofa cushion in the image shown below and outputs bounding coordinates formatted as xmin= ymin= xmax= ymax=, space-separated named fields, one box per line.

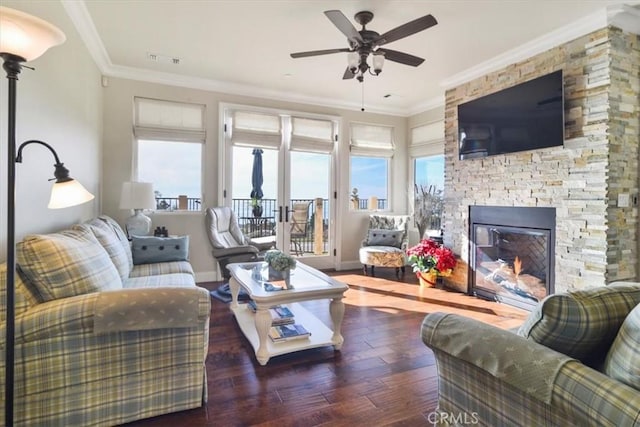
xmin=96 ymin=215 xmax=134 ymax=270
xmin=17 ymin=227 xmax=122 ymax=301
xmin=124 ymin=273 xmax=196 ymax=289
xmin=129 ymin=260 xmax=194 ymax=278
xmin=604 ymin=303 xmax=640 ymax=390
xmin=131 ymin=236 xmax=189 ymax=265
xmin=77 ymin=223 xmax=131 ymax=281
xmin=366 ymin=229 xmax=402 ymax=247
xmin=517 ymin=283 xmax=640 ymax=367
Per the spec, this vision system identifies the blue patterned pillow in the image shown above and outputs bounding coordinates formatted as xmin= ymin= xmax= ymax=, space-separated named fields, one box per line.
xmin=367 ymin=229 xmax=402 ymax=247
xmin=131 ymin=236 xmax=189 ymax=265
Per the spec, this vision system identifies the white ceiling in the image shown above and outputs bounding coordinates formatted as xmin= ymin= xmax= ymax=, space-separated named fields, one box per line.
xmin=62 ymin=0 xmax=639 ymax=116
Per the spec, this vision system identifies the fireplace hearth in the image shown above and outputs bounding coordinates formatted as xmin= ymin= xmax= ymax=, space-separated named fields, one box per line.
xmin=469 ymin=206 xmax=555 ymax=310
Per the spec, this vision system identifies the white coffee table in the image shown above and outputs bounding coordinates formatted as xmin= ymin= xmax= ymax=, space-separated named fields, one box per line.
xmin=227 ymin=261 xmax=349 ymax=365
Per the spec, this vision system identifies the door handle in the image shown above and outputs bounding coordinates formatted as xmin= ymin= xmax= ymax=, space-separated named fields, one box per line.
xmin=285 ymin=205 xmax=290 ymax=223
xmin=275 ymin=206 xmax=282 ymax=223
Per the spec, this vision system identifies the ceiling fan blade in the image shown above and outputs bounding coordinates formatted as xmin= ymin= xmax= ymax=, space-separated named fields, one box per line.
xmin=324 ymin=10 xmax=363 ymax=45
xmin=291 ymin=48 xmax=351 ymax=58
xmin=375 ymin=14 xmax=437 ymax=46
xmin=377 ymin=48 xmax=425 ymax=67
xmin=342 ymin=67 xmax=356 ymax=80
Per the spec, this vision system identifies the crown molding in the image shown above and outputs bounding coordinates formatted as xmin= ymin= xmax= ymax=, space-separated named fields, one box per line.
xmin=63 ymin=1 xmax=637 ymax=118
xmin=608 ymin=4 xmax=640 ymax=34
xmin=440 ymin=7 xmax=611 ymax=90
xmin=61 ymin=0 xmax=112 ymax=71
xmin=440 ymin=3 xmax=639 ymax=91
xmin=105 ymin=64 xmax=406 ymax=116
xmin=61 ymin=0 xmax=406 ymax=117
xmin=405 ymin=95 xmax=446 ymax=117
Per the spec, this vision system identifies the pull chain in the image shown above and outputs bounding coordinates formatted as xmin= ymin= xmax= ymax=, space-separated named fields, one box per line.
xmin=361 ymin=80 xmax=365 ymax=112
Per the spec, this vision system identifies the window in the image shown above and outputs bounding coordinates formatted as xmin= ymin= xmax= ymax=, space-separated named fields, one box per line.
xmin=137 ymin=140 xmax=202 ymax=211
xmin=134 ymin=97 xmax=205 ymax=211
xmin=410 ymin=122 xmax=445 ymax=235
xmin=350 ymin=123 xmax=394 ymax=210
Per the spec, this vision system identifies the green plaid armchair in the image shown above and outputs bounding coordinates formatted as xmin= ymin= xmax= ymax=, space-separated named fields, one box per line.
xmin=0 ymin=216 xmax=210 ymax=426
xmin=422 ymin=282 xmax=640 ymax=426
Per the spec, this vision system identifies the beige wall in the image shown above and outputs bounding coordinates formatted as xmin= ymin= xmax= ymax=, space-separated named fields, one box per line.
xmin=0 ymin=2 xmax=103 ymax=260
xmin=408 ymin=106 xmax=445 ymax=129
xmin=101 ymin=78 xmax=409 ymax=279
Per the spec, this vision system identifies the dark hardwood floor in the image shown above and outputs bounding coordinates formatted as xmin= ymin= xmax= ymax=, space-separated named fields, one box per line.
xmin=124 ymin=269 xmax=528 ymax=427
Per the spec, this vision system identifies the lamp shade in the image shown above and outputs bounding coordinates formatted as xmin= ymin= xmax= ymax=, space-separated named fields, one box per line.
xmin=0 ymin=6 xmax=66 ymax=61
xmin=120 ymin=182 xmax=156 ymax=210
xmin=48 ymin=179 xmax=95 ymax=209
xmin=372 ymin=54 xmax=384 ymax=73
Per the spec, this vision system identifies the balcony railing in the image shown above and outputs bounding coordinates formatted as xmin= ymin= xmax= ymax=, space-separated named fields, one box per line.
xmin=232 ymin=198 xmax=331 ymax=256
xmin=152 ymin=196 xmax=413 ymax=256
xmin=155 ymin=197 xmax=201 ymax=211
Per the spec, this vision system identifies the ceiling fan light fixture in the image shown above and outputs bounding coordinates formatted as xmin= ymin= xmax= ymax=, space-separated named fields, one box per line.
xmin=347 ymin=52 xmax=358 ymax=73
xmin=372 ymin=54 xmax=384 ymax=75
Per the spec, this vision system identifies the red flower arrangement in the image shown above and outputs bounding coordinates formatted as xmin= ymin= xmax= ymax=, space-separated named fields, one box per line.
xmin=406 ymin=238 xmax=457 ymax=277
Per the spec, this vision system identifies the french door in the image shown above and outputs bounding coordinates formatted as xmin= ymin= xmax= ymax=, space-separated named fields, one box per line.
xmin=221 ymin=105 xmax=337 ymax=270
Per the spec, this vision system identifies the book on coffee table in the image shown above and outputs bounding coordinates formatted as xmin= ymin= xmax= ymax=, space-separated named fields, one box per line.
xmin=247 ymin=301 xmax=295 ymax=325
xmin=269 ymin=324 xmax=311 ymax=342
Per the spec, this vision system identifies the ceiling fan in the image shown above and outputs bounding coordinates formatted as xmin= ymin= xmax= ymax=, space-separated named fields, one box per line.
xmin=290 ymin=10 xmax=437 ymax=82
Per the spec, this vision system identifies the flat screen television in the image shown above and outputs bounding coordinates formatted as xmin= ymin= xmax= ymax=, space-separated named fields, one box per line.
xmin=458 ymin=70 xmax=564 ymax=159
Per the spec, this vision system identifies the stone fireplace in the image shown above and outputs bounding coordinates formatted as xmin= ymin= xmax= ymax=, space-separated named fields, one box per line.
xmin=469 ymin=206 xmax=555 ymax=310
xmin=441 ymin=26 xmax=640 ymax=297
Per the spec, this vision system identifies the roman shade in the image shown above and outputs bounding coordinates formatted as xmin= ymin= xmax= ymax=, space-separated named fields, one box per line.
xmin=350 ymin=123 xmax=394 ymax=157
xmin=133 ymin=97 xmax=206 ymax=142
xmin=409 ymin=121 xmax=444 ymax=157
xmin=231 ymin=110 xmax=282 ymax=149
xmin=290 ymin=117 xmax=335 ymax=154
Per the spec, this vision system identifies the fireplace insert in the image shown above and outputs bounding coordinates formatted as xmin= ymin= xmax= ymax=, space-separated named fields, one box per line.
xmin=469 ymin=206 xmax=555 ymax=310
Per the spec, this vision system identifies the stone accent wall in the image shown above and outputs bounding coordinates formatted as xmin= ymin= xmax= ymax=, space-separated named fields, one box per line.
xmin=443 ymin=27 xmax=640 ymax=294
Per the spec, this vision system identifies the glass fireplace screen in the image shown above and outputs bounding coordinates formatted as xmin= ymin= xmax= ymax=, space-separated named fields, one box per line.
xmin=473 ymin=224 xmax=550 ymax=308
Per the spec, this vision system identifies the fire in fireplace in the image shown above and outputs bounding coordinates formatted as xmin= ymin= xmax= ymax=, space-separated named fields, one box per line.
xmin=469 ymin=206 xmax=555 ymax=310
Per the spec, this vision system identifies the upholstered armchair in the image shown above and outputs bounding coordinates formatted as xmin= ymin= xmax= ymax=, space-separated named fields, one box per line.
xmin=359 ymin=214 xmax=410 ymax=278
xmin=205 ymin=207 xmax=272 ymax=281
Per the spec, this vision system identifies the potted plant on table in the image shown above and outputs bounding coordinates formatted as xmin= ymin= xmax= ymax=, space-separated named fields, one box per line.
xmin=250 ymin=197 xmax=263 ymax=217
xmin=406 ymin=238 xmax=457 ymax=287
xmin=264 ymin=249 xmax=297 ymax=288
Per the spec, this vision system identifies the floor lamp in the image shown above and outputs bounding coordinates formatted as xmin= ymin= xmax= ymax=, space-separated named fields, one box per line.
xmin=1 ymin=7 xmax=95 ymax=425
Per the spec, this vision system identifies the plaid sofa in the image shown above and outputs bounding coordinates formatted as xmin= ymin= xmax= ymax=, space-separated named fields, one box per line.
xmin=0 ymin=216 xmax=210 ymax=426
xmin=421 ymin=282 xmax=640 ymax=426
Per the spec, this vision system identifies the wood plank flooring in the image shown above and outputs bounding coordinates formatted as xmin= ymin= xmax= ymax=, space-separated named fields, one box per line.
xmin=124 ymin=269 xmax=528 ymax=427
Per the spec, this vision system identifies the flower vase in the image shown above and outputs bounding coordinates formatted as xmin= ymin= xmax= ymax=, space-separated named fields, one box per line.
xmin=269 ymin=266 xmax=291 ymax=289
xmin=417 ymin=271 xmax=437 ymax=288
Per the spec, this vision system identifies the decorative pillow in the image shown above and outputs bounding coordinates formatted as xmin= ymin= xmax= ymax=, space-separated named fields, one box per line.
xmin=367 ymin=229 xmax=402 ymax=247
xmin=604 ymin=303 xmax=640 ymax=390
xmin=75 ymin=223 xmax=131 ymax=282
xmin=517 ymin=283 xmax=640 ymax=366
xmin=17 ymin=227 xmax=122 ymax=302
xmin=131 ymin=236 xmax=189 ymax=265
xmin=603 ymin=304 xmax=640 ymax=390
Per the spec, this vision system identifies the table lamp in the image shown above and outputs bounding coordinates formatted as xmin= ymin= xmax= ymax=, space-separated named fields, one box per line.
xmin=119 ymin=181 xmax=156 ymax=237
